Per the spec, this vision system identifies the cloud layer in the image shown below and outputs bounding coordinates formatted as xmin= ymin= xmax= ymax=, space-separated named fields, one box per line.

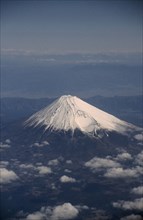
xmin=104 ymin=167 xmax=140 ymax=178
xmin=25 ymin=203 xmax=79 ymax=220
xmin=51 ymin=203 xmax=79 ymax=220
xmin=0 ymin=168 xmax=19 ymax=184
xmin=121 ymin=214 xmax=143 ymax=220
xmin=60 ymin=175 xmax=76 ymax=183
xmin=136 ymin=151 xmax=143 ymax=166
xmin=36 ymin=166 xmax=52 ymax=175
xmin=115 ymin=152 xmax=132 ymax=161
xmin=113 ymin=198 xmax=143 ymax=210
xmin=85 ymin=151 xmax=143 ymax=179
xmin=85 ymin=157 xmax=120 ymax=170
xmin=131 ymin=186 xmax=143 ymax=195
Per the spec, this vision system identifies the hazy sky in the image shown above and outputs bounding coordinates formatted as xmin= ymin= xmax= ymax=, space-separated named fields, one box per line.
xmin=1 ymin=0 xmax=142 ymax=98
xmin=1 ymin=0 xmax=142 ymax=54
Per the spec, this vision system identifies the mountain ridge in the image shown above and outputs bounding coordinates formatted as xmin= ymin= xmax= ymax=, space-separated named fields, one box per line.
xmin=25 ymin=95 xmax=142 ymax=138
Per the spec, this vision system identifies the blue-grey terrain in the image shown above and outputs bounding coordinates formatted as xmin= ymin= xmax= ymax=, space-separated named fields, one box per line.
xmin=0 ymin=95 xmax=143 ymax=220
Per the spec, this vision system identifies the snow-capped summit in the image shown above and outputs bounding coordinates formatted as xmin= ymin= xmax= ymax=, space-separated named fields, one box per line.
xmin=25 ymin=95 xmax=141 ymax=136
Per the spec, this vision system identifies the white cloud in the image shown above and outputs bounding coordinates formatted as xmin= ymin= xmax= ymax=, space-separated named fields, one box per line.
xmin=104 ymin=167 xmax=140 ymax=178
xmin=116 ymin=152 xmax=132 ymax=161
xmin=135 ymin=151 xmax=143 ymax=166
xmin=131 ymin=186 xmax=143 ymax=195
xmin=113 ymin=198 xmax=143 ymax=210
xmin=42 ymin=141 xmax=49 ymax=145
xmin=48 ymin=159 xmax=59 ymax=166
xmin=0 ymin=161 xmax=9 ymax=168
xmin=26 ymin=212 xmax=46 ymax=220
xmin=66 ymin=160 xmax=72 ymax=164
xmin=85 ymin=155 xmax=143 ymax=178
xmin=120 ymin=214 xmax=143 ymax=220
xmin=85 ymin=157 xmax=120 ymax=170
xmin=0 ymin=168 xmax=19 ymax=184
xmin=58 ymin=156 xmax=64 ymax=162
xmin=75 ymin=205 xmax=89 ymax=211
xmin=135 ymin=166 xmax=143 ymax=175
xmin=36 ymin=162 xmax=42 ymax=166
xmin=25 ymin=203 xmax=79 ymax=220
xmin=32 ymin=143 xmax=42 ymax=147
xmin=0 ymin=142 xmax=11 ymax=149
xmin=64 ymin=169 xmax=71 ymax=173
xmin=19 ymin=164 xmax=35 ymax=169
xmin=19 ymin=163 xmax=52 ymax=175
xmin=51 ymin=183 xmax=56 ymax=190
xmin=0 ymin=139 xmax=11 ymax=149
xmin=37 ymin=166 xmax=52 ymax=175
xmin=32 ymin=141 xmax=49 ymax=147
xmin=17 ymin=204 xmax=109 ymax=220
xmin=134 ymin=133 xmax=143 ymax=141
xmin=60 ymin=175 xmax=76 ymax=183
xmin=5 ymin=139 xmax=11 ymax=144
xmin=51 ymin=203 xmax=79 ymax=220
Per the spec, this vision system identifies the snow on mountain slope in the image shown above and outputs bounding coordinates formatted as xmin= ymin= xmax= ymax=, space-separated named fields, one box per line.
xmin=25 ymin=95 xmax=142 ymax=136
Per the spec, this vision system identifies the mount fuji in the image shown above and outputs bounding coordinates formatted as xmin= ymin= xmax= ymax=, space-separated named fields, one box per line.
xmin=1 ymin=95 xmax=143 ymax=220
xmin=25 ymin=95 xmax=142 ymax=139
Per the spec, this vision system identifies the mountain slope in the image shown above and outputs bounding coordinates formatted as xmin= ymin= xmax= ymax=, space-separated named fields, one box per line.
xmin=25 ymin=95 xmax=142 ymax=137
